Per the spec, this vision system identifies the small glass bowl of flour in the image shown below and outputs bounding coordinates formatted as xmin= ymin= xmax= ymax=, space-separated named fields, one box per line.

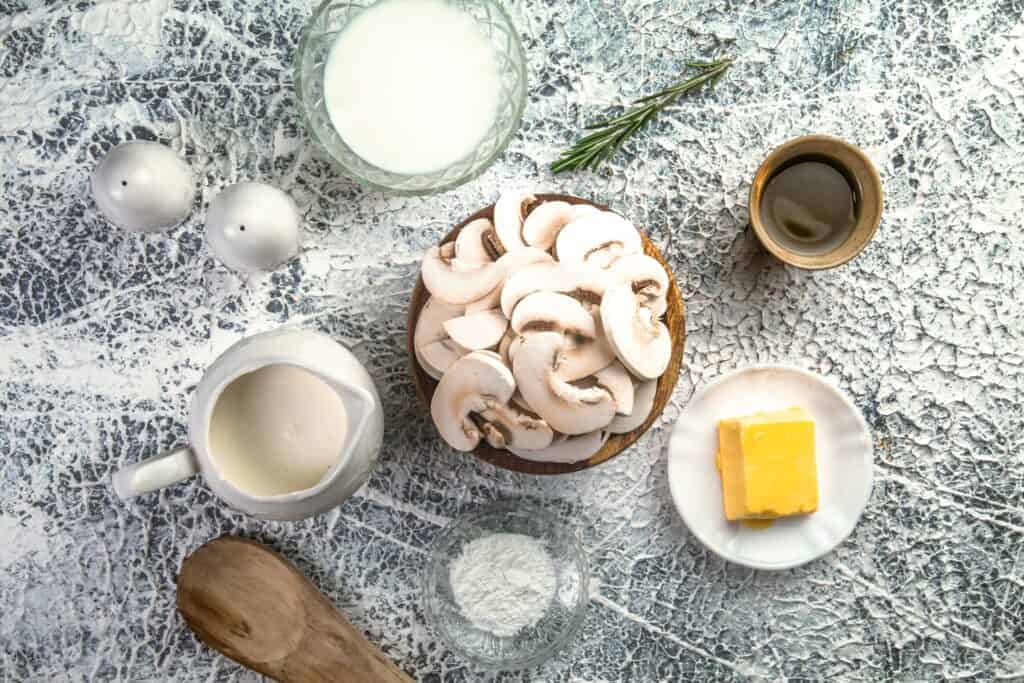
xmin=423 ymin=501 xmax=589 ymax=670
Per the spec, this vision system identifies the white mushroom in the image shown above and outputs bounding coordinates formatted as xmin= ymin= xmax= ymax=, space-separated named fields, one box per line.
xmin=414 ymin=297 xmax=468 ymax=380
xmin=478 ymin=404 xmax=554 ymax=451
xmin=419 ymin=339 xmax=471 ymax=380
xmin=443 ymin=309 xmax=508 ymax=351
xmin=500 ymin=262 xmax=607 ymax=318
xmin=512 ymin=332 xmax=616 ymax=435
xmin=464 ymin=247 xmax=553 ymax=313
xmin=421 ymin=246 xmax=504 ymax=304
xmin=606 ymin=253 xmax=669 ymax=297
xmin=600 ymin=284 xmax=672 ymax=380
xmin=607 ymin=378 xmax=657 ymax=434
xmin=430 ymin=352 xmax=515 ymax=451
xmin=521 ymin=200 xmax=573 ymax=251
xmin=555 ymin=211 xmax=642 ymax=268
xmin=593 ymin=361 xmax=635 ymax=416
xmin=493 ymin=190 xmax=535 ymax=252
xmin=571 ymin=204 xmax=600 ymax=220
xmin=497 ymin=330 xmax=517 ymax=368
xmin=511 ymin=291 xmax=596 ymax=338
xmin=455 ymin=218 xmax=495 ymax=265
xmin=510 ymin=291 xmax=615 ymax=381
xmin=509 ymin=430 xmax=608 ymax=464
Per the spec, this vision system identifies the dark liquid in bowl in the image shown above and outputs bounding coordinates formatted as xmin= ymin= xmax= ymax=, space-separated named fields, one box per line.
xmin=760 ymin=157 xmax=859 ymax=255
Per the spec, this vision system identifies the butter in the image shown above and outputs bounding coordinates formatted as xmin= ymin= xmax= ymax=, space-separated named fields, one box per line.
xmin=716 ymin=407 xmax=818 ymax=522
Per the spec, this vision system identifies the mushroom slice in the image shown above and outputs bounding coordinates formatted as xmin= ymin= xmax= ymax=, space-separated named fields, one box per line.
xmin=521 ymin=200 xmax=573 ymax=251
xmin=509 ymin=430 xmax=608 ymax=464
xmin=510 ymin=390 xmax=533 ymax=413
xmin=600 ymin=284 xmax=672 ymax=380
xmin=500 ymin=262 xmax=607 ymax=318
xmin=443 ymin=309 xmax=508 ymax=351
xmin=414 ymin=297 xmax=468 ymax=379
xmin=494 ymin=189 xmax=535 ymax=253
xmin=606 ymin=254 xmax=669 ymax=298
xmin=418 ymin=339 xmax=470 ymax=380
xmin=608 ymin=378 xmax=657 ymax=434
xmin=421 ymin=246 xmax=504 ymax=305
xmin=571 ymin=204 xmax=600 ymax=220
xmin=510 ymin=291 xmax=615 ymax=381
xmin=478 ymin=403 xmax=554 ymax=451
xmin=455 ymin=218 xmax=495 ymax=265
xmin=511 ymin=291 xmax=596 ymax=338
xmin=464 ymin=247 xmax=553 ymax=313
xmin=593 ymin=361 xmax=635 ymax=416
xmin=606 ymin=253 xmax=670 ymax=317
xmin=512 ymin=332 xmax=616 ymax=435
xmin=430 ymin=352 xmax=515 ymax=451
xmin=555 ymin=211 xmax=642 ymax=268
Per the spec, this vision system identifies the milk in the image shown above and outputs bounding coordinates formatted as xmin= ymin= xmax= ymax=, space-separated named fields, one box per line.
xmin=209 ymin=364 xmax=348 ymax=497
xmin=322 ymin=0 xmax=502 ymax=175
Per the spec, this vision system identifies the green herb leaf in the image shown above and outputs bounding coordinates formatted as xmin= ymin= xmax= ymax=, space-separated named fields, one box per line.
xmin=552 ymin=57 xmax=733 ymax=174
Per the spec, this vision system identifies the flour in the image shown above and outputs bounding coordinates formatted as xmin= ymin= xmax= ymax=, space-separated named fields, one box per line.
xmin=449 ymin=533 xmax=557 ymax=638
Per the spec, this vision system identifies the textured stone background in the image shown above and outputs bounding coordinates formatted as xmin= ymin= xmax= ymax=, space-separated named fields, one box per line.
xmin=2 ymin=0 xmax=1023 ymax=680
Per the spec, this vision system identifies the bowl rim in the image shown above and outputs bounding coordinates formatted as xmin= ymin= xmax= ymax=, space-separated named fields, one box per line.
xmin=406 ymin=193 xmax=687 ymax=474
xmin=421 ymin=500 xmax=590 ymax=670
xmin=294 ymin=0 xmax=529 ymax=196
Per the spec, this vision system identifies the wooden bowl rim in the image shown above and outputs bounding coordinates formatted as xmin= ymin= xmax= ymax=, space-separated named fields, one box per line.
xmin=406 ymin=193 xmax=686 ymax=475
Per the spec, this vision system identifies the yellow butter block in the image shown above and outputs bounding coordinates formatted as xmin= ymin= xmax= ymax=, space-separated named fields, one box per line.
xmin=716 ymin=407 xmax=818 ymax=521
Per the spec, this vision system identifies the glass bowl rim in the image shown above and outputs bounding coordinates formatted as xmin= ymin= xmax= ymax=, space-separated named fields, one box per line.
xmin=293 ymin=0 xmax=529 ymax=196
xmin=421 ymin=500 xmax=590 ymax=670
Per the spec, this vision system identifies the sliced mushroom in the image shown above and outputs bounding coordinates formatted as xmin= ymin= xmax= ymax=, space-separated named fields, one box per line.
xmin=606 ymin=254 xmax=668 ymax=297
xmin=418 ymin=339 xmax=470 ymax=380
xmin=510 ymin=291 xmax=615 ymax=380
xmin=464 ymin=247 xmax=553 ymax=313
xmin=497 ymin=330 xmax=517 ymax=367
xmin=478 ymin=403 xmax=554 ymax=451
xmin=521 ymin=200 xmax=573 ymax=251
xmin=600 ymin=284 xmax=672 ymax=380
xmin=421 ymin=245 xmax=504 ymax=305
xmin=443 ymin=309 xmax=508 ymax=351
xmin=414 ymin=297 xmax=469 ymax=379
xmin=500 ymin=262 xmax=607 ymax=318
xmin=593 ymin=361 xmax=635 ymax=416
xmin=509 ymin=430 xmax=608 ymax=463
xmin=571 ymin=204 xmax=600 ymax=220
xmin=510 ymin=390 xmax=533 ymax=413
xmin=555 ymin=211 xmax=642 ymax=268
xmin=512 ymin=332 xmax=616 ymax=435
xmin=607 ymin=378 xmax=657 ymax=434
xmin=493 ymin=190 xmax=535 ymax=252
xmin=430 ymin=352 xmax=515 ymax=451
xmin=455 ymin=218 xmax=495 ymax=265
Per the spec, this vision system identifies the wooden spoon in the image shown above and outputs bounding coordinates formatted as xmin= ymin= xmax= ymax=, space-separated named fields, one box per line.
xmin=177 ymin=536 xmax=412 ymax=683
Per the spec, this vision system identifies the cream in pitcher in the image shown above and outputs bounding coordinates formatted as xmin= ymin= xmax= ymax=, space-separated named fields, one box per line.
xmin=113 ymin=329 xmax=384 ymax=520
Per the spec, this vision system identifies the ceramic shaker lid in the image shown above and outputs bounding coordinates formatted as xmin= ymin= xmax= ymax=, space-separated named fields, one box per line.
xmin=205 ymin=182 xmax=302 ymax=273
xmin=91 ymin=141 xmax=196 ymax=233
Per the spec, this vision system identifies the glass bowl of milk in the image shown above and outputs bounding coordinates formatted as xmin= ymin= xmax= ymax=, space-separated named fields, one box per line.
xmin=296 ymin=0 xmax=527 ymax=195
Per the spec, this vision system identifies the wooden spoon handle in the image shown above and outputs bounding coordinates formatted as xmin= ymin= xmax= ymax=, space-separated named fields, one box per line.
xmin=178 ymin=537 xmax=412 ymax=683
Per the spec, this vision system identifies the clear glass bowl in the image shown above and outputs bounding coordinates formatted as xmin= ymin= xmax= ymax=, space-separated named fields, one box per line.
xmin=294 ymin=0 xmax=528 ymax=195
xmin=422 ymin=501 xmax=589 ymax=671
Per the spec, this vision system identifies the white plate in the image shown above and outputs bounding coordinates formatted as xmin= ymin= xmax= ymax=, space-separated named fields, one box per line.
xmin=666 ymin=365 xmax=873 ymax=570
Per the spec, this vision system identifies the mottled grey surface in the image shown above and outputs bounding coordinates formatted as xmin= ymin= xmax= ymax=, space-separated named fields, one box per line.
xmin=1 ymin=0 xmax=1022 ymax=680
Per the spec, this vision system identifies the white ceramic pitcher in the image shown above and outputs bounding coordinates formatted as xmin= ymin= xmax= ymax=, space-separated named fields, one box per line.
xmin=112 ymin=328 xmax=384 ymax=520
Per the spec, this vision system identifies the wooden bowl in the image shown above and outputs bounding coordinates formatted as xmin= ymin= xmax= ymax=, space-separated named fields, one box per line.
xmin=407 ymin=194 xmax=686 ymax=474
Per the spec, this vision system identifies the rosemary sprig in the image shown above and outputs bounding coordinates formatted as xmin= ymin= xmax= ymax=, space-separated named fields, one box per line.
xmin=551 ymin=57 xmax=734 ymax=174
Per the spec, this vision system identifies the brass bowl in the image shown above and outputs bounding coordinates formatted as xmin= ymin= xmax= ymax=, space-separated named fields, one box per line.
xmin=406 ymin=194 xmax=686 ymax=475
xmin=749 ymin=134 xmax=884 ymax=270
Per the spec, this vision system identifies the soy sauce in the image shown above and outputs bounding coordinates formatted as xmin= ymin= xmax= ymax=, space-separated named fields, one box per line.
xmin=760 ymin=156 xmax=859 ymax=255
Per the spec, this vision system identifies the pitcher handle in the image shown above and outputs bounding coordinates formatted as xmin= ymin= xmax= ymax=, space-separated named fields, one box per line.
xmin=113 ymin=447 xmax=199 ymax=499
